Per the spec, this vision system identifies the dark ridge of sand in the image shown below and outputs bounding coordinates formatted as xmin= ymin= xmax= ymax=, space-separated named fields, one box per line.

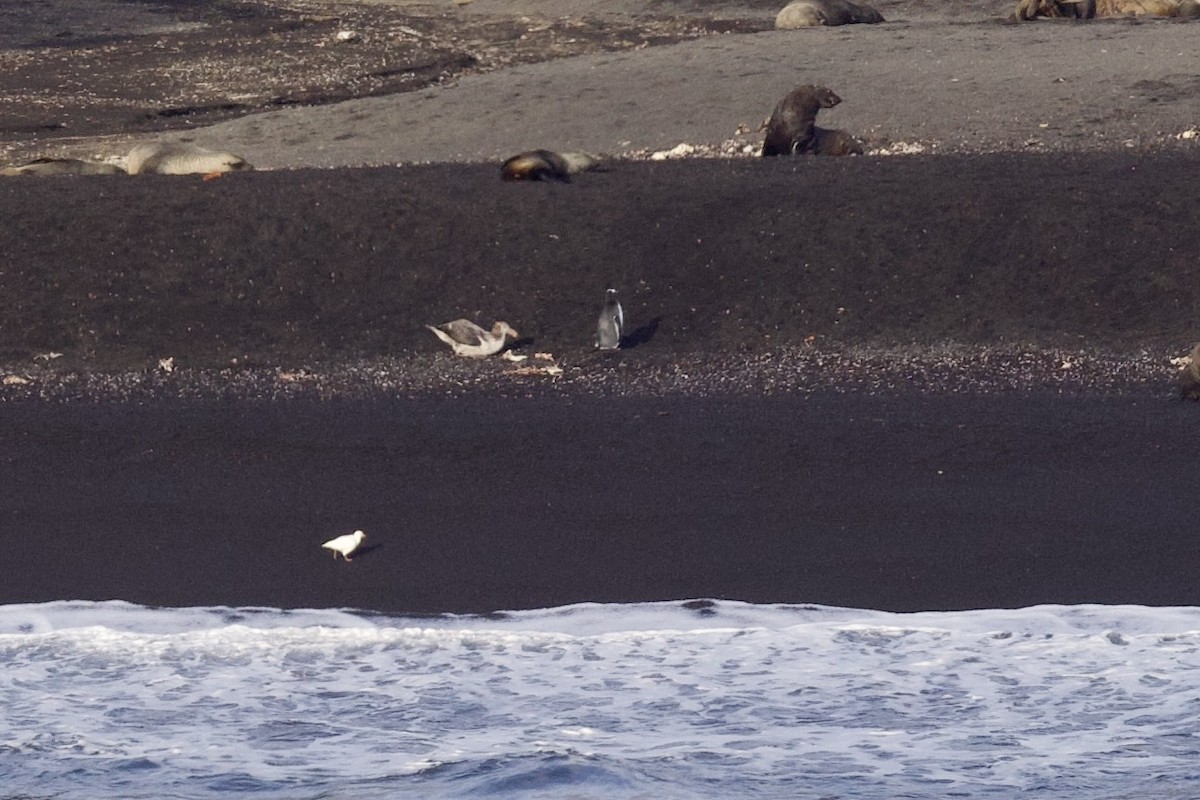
xmin=2 ymin=152 xmax=1198 ymax=375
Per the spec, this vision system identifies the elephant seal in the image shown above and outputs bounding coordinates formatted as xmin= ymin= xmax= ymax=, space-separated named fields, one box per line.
xmin=126 ymin=143 xmax=252 ymax=176
xmin=775 ymin=0 xmax=884 ymax=27
xmin=1 ymin=158 xmax=126 ymax=176
xmin=501 ymin=150 xmax=599 ymax=182
xmin=762 ymin=85 xmax=860 ymax=157
xmin=1013 ymin=0 xmax=1196 ymax=18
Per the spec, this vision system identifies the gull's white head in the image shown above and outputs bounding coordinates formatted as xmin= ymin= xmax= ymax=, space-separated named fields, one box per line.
xmin=492 ymin=321 xmax=519 ymax=340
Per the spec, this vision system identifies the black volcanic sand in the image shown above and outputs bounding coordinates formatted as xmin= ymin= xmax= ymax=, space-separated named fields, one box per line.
xmin=2 ymin=153 xmax=1199 ymax=369
xmin=2 ymin=154 xmax=1200 ymax=613
xmin=5 ymin=391 xmax=1200 ymax=613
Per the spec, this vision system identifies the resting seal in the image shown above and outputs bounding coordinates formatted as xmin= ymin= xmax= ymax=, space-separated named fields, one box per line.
xmin=775 ymin=0 xmax=885 ymax=27
xmin=762 ymin=85 xmax=862 ymax=157
xmin=811 ymin=127 xmax=864 ymax=156
xmin=126 ymin=143 xmax=252 ymax=176
xmin=500 ymin=150 xmax=599 ymax=182
xmin=1179 ymin=344 xmax=1200 ymax=401
xmin=1013 ymin=0 xmax=1198 ymax=18
xmin=1 ymin=158 xmax=126 ymax=176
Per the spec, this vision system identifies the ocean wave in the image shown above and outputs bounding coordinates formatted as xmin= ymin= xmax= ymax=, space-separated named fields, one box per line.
xmin=3 ymin=600 xmax=1199 ymax=799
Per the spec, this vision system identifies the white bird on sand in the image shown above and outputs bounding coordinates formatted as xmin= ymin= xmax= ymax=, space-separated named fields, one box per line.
xmin=426 ymin=319 xmax=519 ymax=358
xmin=322 ymin=530 xmax=366 ymax=561
xmin=595 ymin=288 xmax=624 ymax=350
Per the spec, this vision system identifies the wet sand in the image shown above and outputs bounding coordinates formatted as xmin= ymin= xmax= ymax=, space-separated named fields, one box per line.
xmin=5 ymin=389 xmax=1200 ymax=614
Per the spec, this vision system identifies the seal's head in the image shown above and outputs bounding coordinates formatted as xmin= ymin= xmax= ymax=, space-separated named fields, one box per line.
xmin=501 ymin=150 xmax=571 ymax=182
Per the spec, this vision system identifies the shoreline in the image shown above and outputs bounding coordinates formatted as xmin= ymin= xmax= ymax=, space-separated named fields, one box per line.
xmin=1 ymin=343 xmax=1192 ymax=404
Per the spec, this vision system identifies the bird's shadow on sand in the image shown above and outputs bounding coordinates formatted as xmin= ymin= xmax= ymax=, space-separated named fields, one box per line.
xmin=348 ymin=543 xmax=383 ymax=562
xmin=510 ymin=336 xmax=537 ymax=350
xmin=621 ymin=316 xmax=662 ymax=350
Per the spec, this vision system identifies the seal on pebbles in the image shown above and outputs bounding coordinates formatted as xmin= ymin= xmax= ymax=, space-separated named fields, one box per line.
xmin=126 ymin=143 xmax=253 ymax=175
xmin=501 ymin=150 xmax=599 ymax=182
xmin=1 ymin=158 xmax=126 ymax=176
xmin=761 ymin=85 xmax=862 ymax=157
xmin=1179 ymin=344 xmax=1200 ymax=401
xmin=775 ymin=0 xmax=884 ymax=27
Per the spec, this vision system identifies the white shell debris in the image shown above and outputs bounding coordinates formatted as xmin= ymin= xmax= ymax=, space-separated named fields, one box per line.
xmin=650 ymin=143 xmax=696 ymax=160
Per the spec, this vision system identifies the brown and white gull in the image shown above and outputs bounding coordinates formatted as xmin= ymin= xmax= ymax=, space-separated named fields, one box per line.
xmin=426 ymin=319 xmax=519 ymax=358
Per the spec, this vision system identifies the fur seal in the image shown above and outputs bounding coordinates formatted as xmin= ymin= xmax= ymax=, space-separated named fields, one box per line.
xmin=126 ymin=143 xmax=252 ymax=176
xmin=1 ymin=158 xmax=126 ymax=176
xmin=775 ymin=0 xmax=885 ymax=27
xmin=811 ymin=127 xmax=865 ymax=156
xmin=761 ymin=85 xmax=861 ymax=157
xmin=595 ymin=288 xmax=624 ymax=350
xmin=1179 ymin=344 xmax=1200 ymax=401
xmin=500 ymin=150 xmax=599 ymax=182
xmin=426 ymin=319 xmax=519 ymax=358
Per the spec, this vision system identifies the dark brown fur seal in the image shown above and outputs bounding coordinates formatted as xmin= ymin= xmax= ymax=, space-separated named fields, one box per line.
xmin=812 ymin=127 xmax=865 ymax=156
xmin=761 ymin=86 xmax=860 ymax=157
xmin=500 ymin=150 xmax=599 ymax=182
xmin=1179 ymin=344 xmax=1200 ymax=401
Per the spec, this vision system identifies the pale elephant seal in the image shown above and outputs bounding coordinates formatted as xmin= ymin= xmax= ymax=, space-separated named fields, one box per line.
xmin=762 ymin=85 xmax=860 ymax=157
xmin=500 ymin=150 xmax=600 ymax=182
xmin=1 ymin=158 xmax=126 ymax=176
xmin=126 ymin=143 xmax=252 ymax=176
xmin=775 ymin=0 xmax=884 ymax=27
xmin=1013 ymin=0 xmax=1195 ymax=18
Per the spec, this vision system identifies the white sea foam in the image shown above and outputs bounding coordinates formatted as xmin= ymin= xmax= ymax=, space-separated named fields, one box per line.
xmin=2 ymin=600 xmax=1199 ymax=799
